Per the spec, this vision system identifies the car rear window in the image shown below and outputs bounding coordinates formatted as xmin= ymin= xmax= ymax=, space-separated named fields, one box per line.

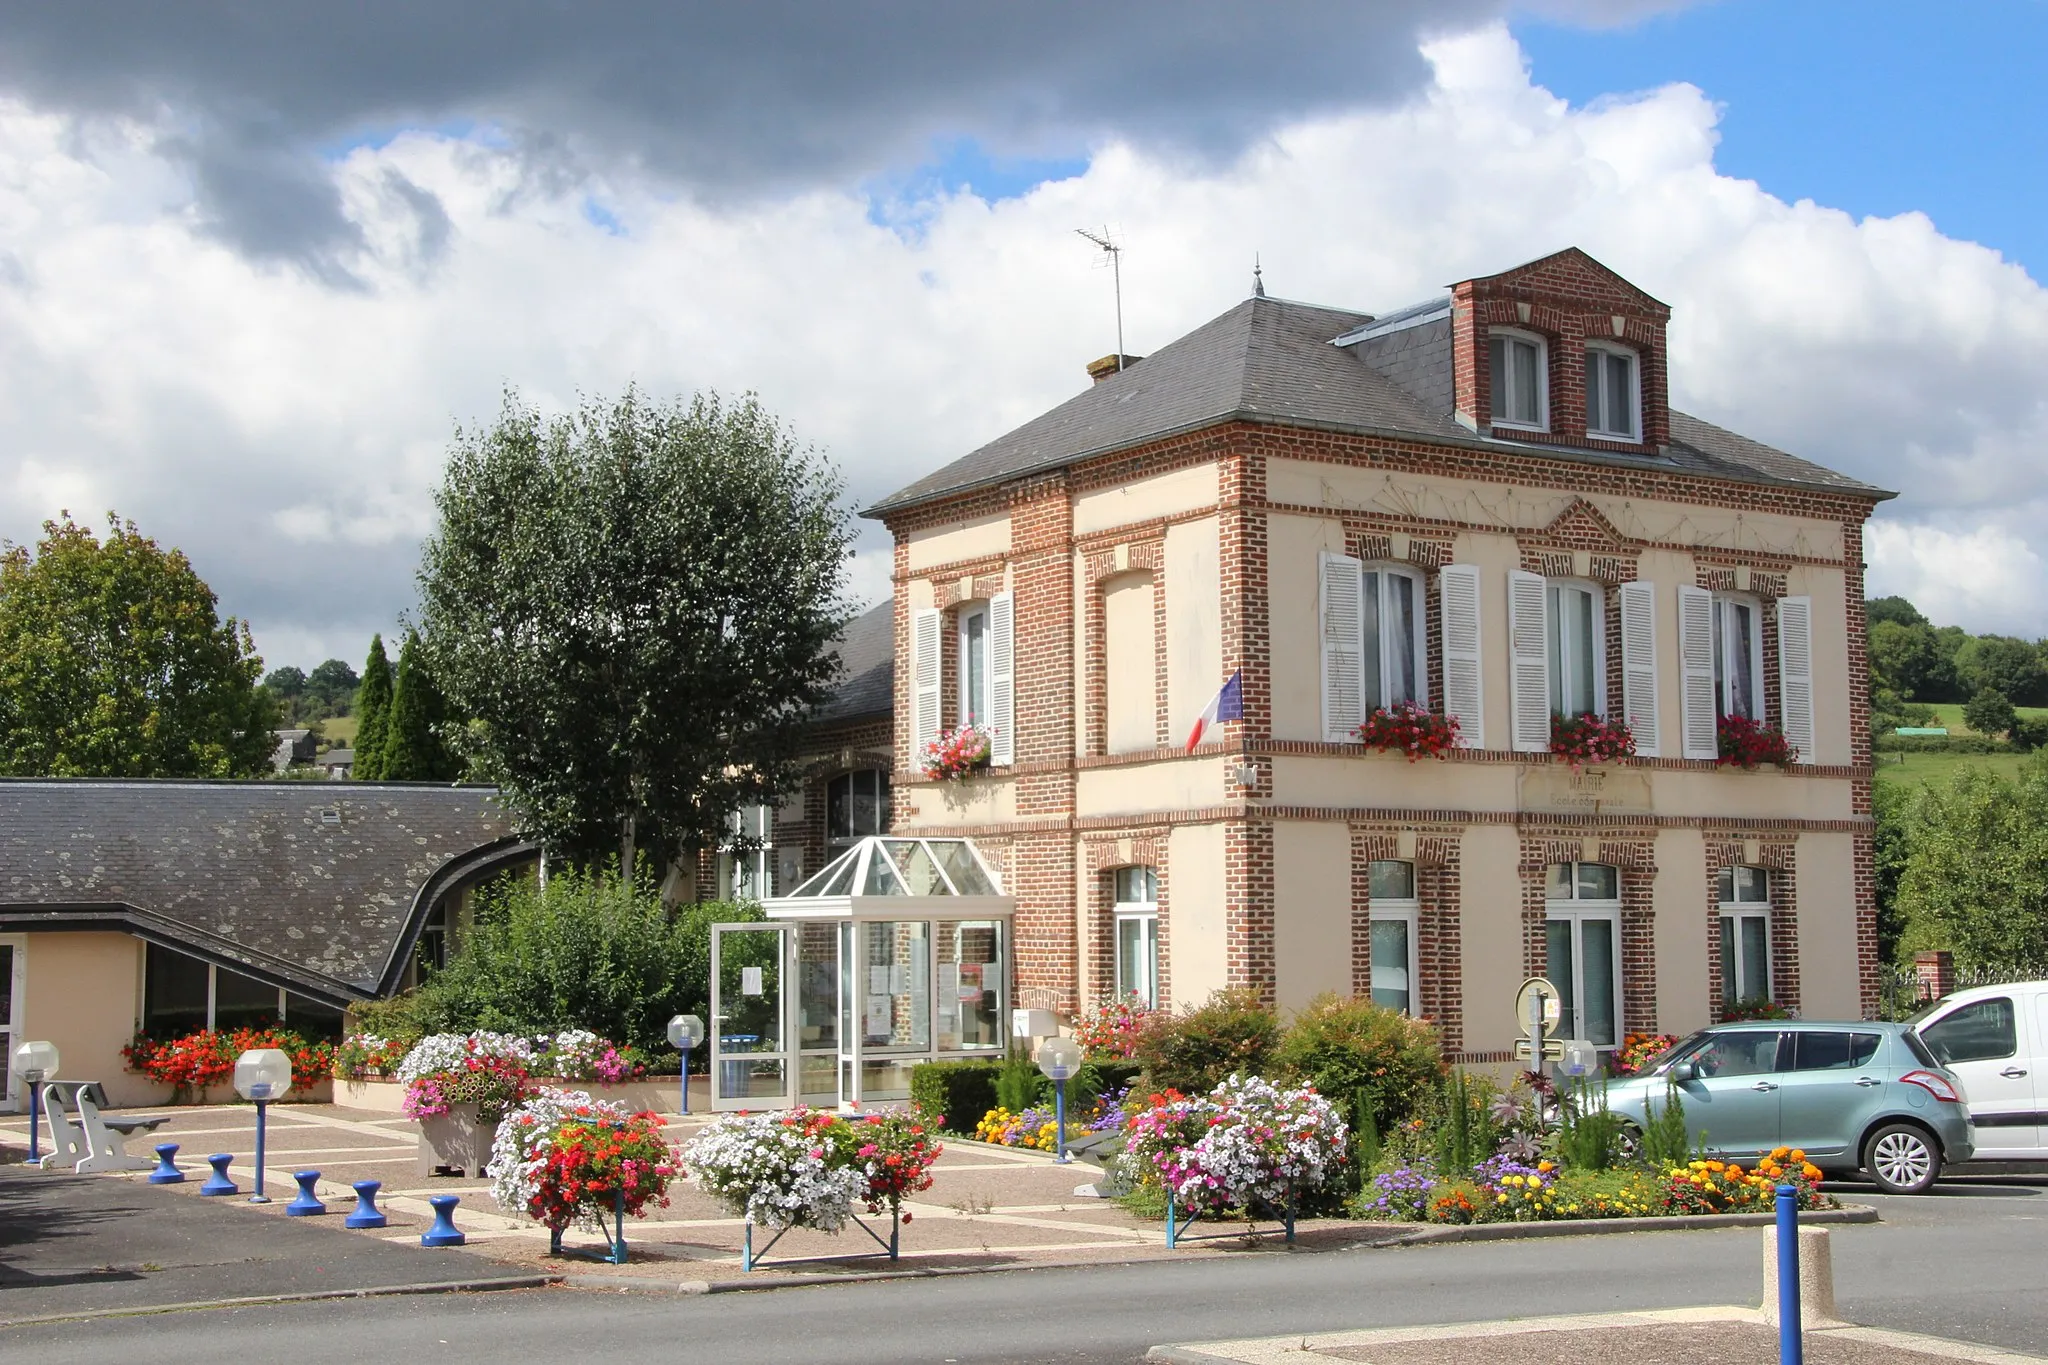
xmin=1920 ymin=997 xmax=2017 ymax=1064
xmin=1790 ymin=1031 xmax=1881 ymax=1071
xmin=1901 ymin=1031 xmax=1940 ymax=1069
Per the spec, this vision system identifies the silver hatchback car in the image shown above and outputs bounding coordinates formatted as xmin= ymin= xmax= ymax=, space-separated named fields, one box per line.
xmin=1601 ymin=1020 xmax=1974 ymax=1194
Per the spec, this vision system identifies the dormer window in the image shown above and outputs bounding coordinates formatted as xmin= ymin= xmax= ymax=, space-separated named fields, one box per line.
xmin=1585 ymin=343 xmax=1640 ymax=441
xmin=1488 ymin=330 xmax=1547 ymax=430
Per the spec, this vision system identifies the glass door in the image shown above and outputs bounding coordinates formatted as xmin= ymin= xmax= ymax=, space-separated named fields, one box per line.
xmin=0 ymin=939 xmax=22 ymax=1112
xmin=710 ymin=923 xmax=792 ymax=1110
xmin=794 ymin=921 xmax=841 ymax=1108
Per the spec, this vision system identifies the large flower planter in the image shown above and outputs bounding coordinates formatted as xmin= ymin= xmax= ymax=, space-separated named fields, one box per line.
xmin=418 ymin=1103 xmax=497 ymax=1177
xmin=341 ymin=1075 xmax=704 ymax=1115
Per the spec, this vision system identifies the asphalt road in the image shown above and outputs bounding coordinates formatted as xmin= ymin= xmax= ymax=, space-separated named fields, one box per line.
xmin=11 ymin=1176 xmax=2046 ymax=1364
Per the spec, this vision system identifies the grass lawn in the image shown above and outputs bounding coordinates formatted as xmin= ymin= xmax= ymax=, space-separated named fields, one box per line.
xmin=1919 ymin=701 xmax=2048 ymax=735
xmin=1874 ymin=749 xmax=2037 ymax=789
xmin=317 ymin=714 xmax=359 ymax=749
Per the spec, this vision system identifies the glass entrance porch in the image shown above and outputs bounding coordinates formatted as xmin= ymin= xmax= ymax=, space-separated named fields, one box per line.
xmin=708 ymin=837 xmax=1014 ymax=1109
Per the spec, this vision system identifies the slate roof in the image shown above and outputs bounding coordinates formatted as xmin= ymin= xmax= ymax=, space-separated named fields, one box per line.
xmin=816 ymin=600 xmax=893 ymax=723
xmin=866 ymin=292 xmax=1889 ymax=516
xmin=0 ymin=781 xmax=528 ymax=1003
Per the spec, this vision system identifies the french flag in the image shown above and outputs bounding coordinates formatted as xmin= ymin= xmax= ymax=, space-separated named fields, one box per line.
xmin=1185 ymin=670 xmax=1245 ymax=752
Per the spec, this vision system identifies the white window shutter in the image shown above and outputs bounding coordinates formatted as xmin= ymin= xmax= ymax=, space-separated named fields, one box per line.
xmin=988 ymin=591 xmax=1016 ymax=766
xmin=1618 ymin=580 xmax=1660 ymax=757
xmin=912 ymin=607 xmax=942 ymax=766
xmin=1507 ymin=569 xmax=1551 ymax=752
xmin=1438 ymin=564 xmax=1484 ymax=749
xmin=1677 ymin=585 xmax=1717 ymax=759
xmin=1777 ymin=595 xmax=1815 ymax=764
xmin=1319 ymin=551 xmax=1365 ymax=742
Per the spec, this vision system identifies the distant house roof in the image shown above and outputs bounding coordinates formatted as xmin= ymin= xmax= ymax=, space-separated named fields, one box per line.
xmin=816 ymin=601 xmax=893 ymax=723
xmin=318 ymin=748 xmax=355 ymax=768
xmin=270 ymin=729 xmax=313 ymax=772
xmin=0 ymin=781 xmax=533 ymax=1005
xmin=866 ymin=293 xmax=1891 ymax=517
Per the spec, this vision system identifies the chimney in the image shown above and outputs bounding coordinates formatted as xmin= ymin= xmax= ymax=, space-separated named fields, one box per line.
xmin=1086 ymin=354 xmax=1143 ymax=384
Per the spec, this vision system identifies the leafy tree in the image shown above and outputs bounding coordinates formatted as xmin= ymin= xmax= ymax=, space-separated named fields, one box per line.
xmin=1895 ymin=756 xmax=2048 ymax=969
xmin=1869 ymin=620 xmax=1958 ymax=703
xmin=378 ymin=631 xmax=460 ymax=781
xmin=1871 ymin=780 xmax=1912 ymax=965
xmin=1954 ymin=635 xmax=2048 ymax=707
xmin=263 ymin=665 xmax=308 ymax=699
xmin=0 ymin=513 xmax=276 ymax=777
xmin=352 ymin=634 xmax=393 ymax=779
xmin=416 ymin=386 xmax=851 ymax=878
xmin=1865 ymin=596 xmax=1928 ymax=629
xmin=1964 ymin=687 xmax=2018 ymax=739
xmin=306 ymin=658 xmax=360 ymax=715
xmin=378 ymin=866 xmax=763 ymax=1053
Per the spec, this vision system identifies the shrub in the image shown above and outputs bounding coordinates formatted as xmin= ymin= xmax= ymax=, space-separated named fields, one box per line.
xmin=383 ymin=868 xmax=762 ymax=1054
xmin=1427 ymin=1069 xmax=1500 ymax=1173
xmin=2011 ymin=715 xmax=2048 ymax=753
xmin=1965 ymin=687 xmax=2019 ymax=739
xmin=1269 ymin=993 xmax=1444 ymax=1134
xmin=1552 ymin=1078 xmax=1625 ymax=1172
xmin=1073 ymin=994 xmax=1153 ymax=1059
xmin=909 ymin=1059 xmax=1001 ymax=1134
xmin=1639 ymin=1077 xmax=1693 ymax=1170
xmin=1873 ymin=732 xmax=2010 ymax=754
xmin=994 ymin=1047 xmax=1044 ymax=1113
xmin=1131 ymin=988 xmax=1280 ymax=1095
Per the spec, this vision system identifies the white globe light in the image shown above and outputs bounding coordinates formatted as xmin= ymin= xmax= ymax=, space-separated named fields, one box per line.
xmin=667 ymin=1014 xmax=705 ymax=1050
xmin=13 ymin=1039 xmax=58 ymax=1081
xmin=1035 ymin=1035 xmax=1083 ymax=1081
xmin=234 ymin=1047 xmax=294 ymax=1102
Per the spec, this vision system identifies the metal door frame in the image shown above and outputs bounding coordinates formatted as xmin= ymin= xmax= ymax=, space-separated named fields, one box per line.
xmin=710 ymin=922 xmax=794 ymax=1111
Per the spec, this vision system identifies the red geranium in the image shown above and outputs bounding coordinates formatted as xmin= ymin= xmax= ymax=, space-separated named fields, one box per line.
xmin=1717 ymin=714 xmax=1796 ymax=769
xmin=1357 ymin=702 xmax=1462 ymax=761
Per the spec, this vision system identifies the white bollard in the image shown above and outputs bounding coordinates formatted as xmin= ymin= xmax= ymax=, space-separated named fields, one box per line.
xmin=1762 ymin=1224 xmax=1841 ymax=1328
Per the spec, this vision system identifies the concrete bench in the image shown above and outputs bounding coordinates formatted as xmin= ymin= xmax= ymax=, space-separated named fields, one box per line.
xmin=40 ymin=1081 xmax=169 ymax=1174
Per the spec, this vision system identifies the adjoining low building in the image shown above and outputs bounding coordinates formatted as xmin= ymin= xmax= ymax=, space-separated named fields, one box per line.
xmin=0 ymin=781 xmax=534 ymax=1107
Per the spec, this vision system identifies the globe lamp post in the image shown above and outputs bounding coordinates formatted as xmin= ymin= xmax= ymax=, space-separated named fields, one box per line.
xmin=666 ymin=1014 xmax=705 ymax=1115
xmin=1034 ymin=1035 xmax=1083 ymax=1165
xmin=233 ymin=1048 xmax=293 ymax=1203
xmin=13 ymin=1041 xmax=58 ymax=1163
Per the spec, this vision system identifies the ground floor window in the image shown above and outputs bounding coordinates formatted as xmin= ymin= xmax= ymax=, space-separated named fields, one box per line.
xmin=1113 ymin=866 xmax=1159 ymax=1008
xmin=1718 ymin=865 xmax=1772 ymax=1005
xmin=1545 ymin=862 xmax=1622 ymax=1047
xmin=1368 ymin=859 xmax=1420 ymax=1015
xmin=140 ymin=943 xmax=345 ymax=1040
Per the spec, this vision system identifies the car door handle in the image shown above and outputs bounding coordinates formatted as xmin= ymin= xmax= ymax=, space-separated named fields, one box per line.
xmin=1854 ymin=1077 xmax=1881 ymax=1087
xmin=2001 ymin=1067 xmax=2028 ymax=1079
xmin=1751 ymin=1081 xmax=1778 ymax=1092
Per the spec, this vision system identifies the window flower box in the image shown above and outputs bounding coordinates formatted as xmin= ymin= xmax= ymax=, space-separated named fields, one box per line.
xmin=1549 ymin=712 xmax=1635 ymax=770
xmin=920 ymin=725 xmax=992 ymax=781
xmin=1717 ymin=714 xmax=1796 ymax=769
xmin=1355 ymin=702 xmax=1462 ymax=762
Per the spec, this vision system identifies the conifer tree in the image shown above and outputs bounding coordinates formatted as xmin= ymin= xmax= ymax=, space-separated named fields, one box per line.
xmin=379 ymin=631 xmax=458 ymax=780
xmin=352 ymin=634 xmax=393 ymax=780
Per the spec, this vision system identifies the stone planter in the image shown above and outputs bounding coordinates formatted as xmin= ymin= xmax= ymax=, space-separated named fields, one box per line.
xmin=417 ymin=1103 xmax=497 ymax=1177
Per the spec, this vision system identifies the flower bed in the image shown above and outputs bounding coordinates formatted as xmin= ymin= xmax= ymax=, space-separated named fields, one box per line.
xmin=975 ymin=1089 xmax=1129 ymax=1151
xmin=1718 ymin=713 xmax=1796 ymax=768
xmin=683 ymin=1107 xmax=942 ymax=1233
xmin=1611 ymin=1033 xmax=1681 ymax=1077
xmin=1074 ymin=995 xmax=1153 ymax=1060
xmin=920 ymin=725 xmax=992 ymax=781
xmin=122 ymin=1027 xmax=334 ymax=1101
xmin=333 ymin=1032 xmax=411 ymax=1081
xmin=1357 ymin=702 xmax=1462 ymax=761
xmin=1550 ymin=712 xmax=1635 ymax=768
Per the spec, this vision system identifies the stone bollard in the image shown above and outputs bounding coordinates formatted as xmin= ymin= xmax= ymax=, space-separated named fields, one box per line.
xmin=345 ymin=1180 xmax=388 ymax=1229
xmin=199 ymin=1154 xmax=239 ymax=1196
xmin=286 ymin=1170 xmax=327 ymax=1216
xmin=1763 ymin=1224 xmax=1841 ymax=1328
xmin=148 ymin=1143 xmax=186 ymax=1184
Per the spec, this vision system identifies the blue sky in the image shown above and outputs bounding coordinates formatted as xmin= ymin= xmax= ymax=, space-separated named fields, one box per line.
xmin=1516 ymin=0 xmax=2048 ymax=281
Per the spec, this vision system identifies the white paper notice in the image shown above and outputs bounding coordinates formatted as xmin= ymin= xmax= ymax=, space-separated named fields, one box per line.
xmin=889 ymin=964 xmax=910 ymax=994
xmin=937 ymin=964 xmax=960 ymax=997
xmin=741 ymin=966 xmax=763 ymax=996
xmin=866 ymin=995 xmax=891 ymax=1035
xmin=868 ymin=965 xmax=890 ymax=995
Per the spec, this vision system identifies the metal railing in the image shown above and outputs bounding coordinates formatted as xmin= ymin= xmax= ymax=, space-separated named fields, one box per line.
xmin=1875 ymin=962 xmax=2048 ymax=1021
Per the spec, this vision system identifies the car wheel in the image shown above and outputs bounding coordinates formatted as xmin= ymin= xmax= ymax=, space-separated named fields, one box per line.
xmin=1613 ymin=1122 xmax=1643 ymax=1164
xmin=1863 ymin=1123 xmax=1942 ymax=1195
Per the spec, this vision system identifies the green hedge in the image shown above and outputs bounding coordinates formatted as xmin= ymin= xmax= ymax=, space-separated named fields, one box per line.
xmin=1873 ymin=732 xmax=2012 ymax=755
xmin=909 ymin=1059 xmax=1002 ymax=1133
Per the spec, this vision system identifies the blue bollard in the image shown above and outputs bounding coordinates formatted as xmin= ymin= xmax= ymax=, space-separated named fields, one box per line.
xmin=345 ymin=1180 xmax=388 ymax=1229
xmin=421 ymin=1194 xmax=465 ymax=1247
xmin=286 ymin=1170 xmax=327 ymax=1216
xmin=148 ymin=1142 xmax=186 ymax=1184
xmin=199 ymin=1154 xmax=239 ymax=1196
xmin=1777 ymin=1184 xmax=1803 ymax=1365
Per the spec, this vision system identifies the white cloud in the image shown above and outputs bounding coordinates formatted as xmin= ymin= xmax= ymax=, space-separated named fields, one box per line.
xmin=0 ymin=23 xmax=2044 ymax=668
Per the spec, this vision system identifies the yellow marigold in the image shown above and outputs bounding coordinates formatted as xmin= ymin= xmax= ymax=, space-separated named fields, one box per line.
xmin=1537 ymin=1161 xmax=1554 ymax=1173
xmin=1802 ymin=1163 xmax=1822 ymax=1181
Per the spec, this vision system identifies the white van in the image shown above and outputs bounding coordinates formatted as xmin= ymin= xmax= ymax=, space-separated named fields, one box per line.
xmin=1908 ymin=980 xmax=2048 ymax=1161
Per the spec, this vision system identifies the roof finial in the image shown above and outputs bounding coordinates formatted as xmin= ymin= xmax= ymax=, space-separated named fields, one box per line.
xmin=1252 ymin=253 xmax=1265 ymax=298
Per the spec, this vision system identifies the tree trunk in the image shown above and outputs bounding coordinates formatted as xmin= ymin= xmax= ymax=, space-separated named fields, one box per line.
xmin=620 ymin=812 xmax=637 ymax=889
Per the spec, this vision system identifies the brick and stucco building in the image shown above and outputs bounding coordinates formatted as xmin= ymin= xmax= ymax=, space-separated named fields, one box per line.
xmin=853 ymin=248 xmax=1891 ymax=1064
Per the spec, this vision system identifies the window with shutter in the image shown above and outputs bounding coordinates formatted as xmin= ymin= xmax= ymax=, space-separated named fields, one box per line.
xmin=1507 ymin=570 xmax=1551 ymax=752
xmin=1438 ymin=564 xmax=1484 ymax=749
xmin=988 ymin=591 xmax=1015 ymax=766
xmin=1319 ymin=551 xmax=1365 ymax=742
xmin=1677 ymin=585 xmax=1717 ymax=759
xmin=1619 ymin=581 xmax=1659 ymax=757
xmin=911 ymin=607 xmax=942 ymax=766
xmin=1777 ymin=595 xmax=1815 ymax=764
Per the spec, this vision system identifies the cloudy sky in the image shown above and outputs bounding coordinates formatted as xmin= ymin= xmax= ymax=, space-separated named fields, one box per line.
xmin=2 ymin=0 xmax=2045 ymax=672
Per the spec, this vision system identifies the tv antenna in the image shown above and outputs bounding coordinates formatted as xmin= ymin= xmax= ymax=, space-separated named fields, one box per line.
xmin=1075 ymin=225 xmax=1125 ymax=371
